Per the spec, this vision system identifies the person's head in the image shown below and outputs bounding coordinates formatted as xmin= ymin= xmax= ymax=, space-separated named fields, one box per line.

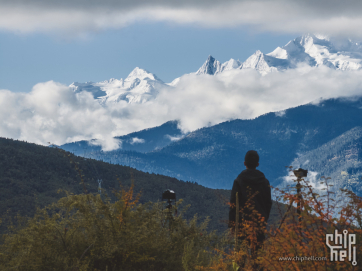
xmin=244 ymin=150 xmax=259 ymax=169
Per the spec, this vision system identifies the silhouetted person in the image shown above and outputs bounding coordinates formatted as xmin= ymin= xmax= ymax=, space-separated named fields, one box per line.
xmin=229 ymin=150 xmax=272 ymax=254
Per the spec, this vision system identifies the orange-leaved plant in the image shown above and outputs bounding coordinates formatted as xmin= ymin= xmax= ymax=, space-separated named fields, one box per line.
xmin=198 ymin=168 xmax=362 ymax=271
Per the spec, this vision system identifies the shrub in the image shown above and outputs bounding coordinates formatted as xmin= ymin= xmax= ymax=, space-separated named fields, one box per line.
xmin=0 ymin=184 xmax=223 ymax=271
xmin=1 ymin=172 xmax=361 ymax=270
xmin=199 ymin=172 xmax=362 ymax=271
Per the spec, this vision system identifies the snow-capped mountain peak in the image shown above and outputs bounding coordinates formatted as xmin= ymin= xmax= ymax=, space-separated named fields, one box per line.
xmin=267 ymin=47 xmax=288 ymax=59
xmin=241 ymin=50 xmax=279 ymax=74
xmin=196 ymin=56 xmax=243 ymax=75
xmin=126 ymin=67 xmax=162 ymax=82
xmin=194 ymin=34 xmax=362 ymax=77
xmin=282 ymin=34 xmax=362 ymax=69
xmin=241 ymin=50 xmax=263 ymax=67
xmin=71 ymin=34 xmax=362 ymax=106
xmin=196 ymin=55 xmax=222 ymax=75
xmin=220 ymin=58 xmax=242 ymax=72
xmin=70 ymin=67 xmax=167 ymax=104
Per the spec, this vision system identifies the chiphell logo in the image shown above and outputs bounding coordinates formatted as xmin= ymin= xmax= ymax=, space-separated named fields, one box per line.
xmin=326 ymin=229 xmax=357 ymax=266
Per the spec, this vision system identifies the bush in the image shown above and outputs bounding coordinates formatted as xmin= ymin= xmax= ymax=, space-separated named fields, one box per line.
xmin=199 ymin=173 xmax=362 ymax=271
xmin=1 ymin=172 xmax=361 ymax=270
xmin=0 ymin=184 xmax=225 ymax=271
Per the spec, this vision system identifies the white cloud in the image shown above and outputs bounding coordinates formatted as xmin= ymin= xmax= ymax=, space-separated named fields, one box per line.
xmin=89 ymin=137 xmax=122 ymax=151
xmin=165 ymin=134 xmax=184 ymax=142
xmin=0 ymin=81 xmax=120 ymax=150
xmin=1 ymin=66 xmax=362 ymax=150
xmin=2 ymin=1 xmax=362 ymax=37
xmin=130 ymin=137 xmax=145 ymax=144
xmin=162 ymin=66 xmax=362 ymax=133
xmin=275 ymin=110 xmax=286 ymax=117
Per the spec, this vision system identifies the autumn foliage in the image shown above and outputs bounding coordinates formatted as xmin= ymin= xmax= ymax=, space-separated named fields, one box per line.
xmin=199 ymin=170 xmax=362 ymax=271
xmin=0 ymin=171 xmax=361 ymax=270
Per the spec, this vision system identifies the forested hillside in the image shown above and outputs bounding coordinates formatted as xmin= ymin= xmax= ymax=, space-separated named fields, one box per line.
xmin=71 ymin=97 xmax=362 ymax=190
xmin=284 ymin=126 xmax=362 ymax=196
xmin=0 ymin=137 xmax=283 ymax=235
xmin=61 ymin=120 xmax=184 ymax=155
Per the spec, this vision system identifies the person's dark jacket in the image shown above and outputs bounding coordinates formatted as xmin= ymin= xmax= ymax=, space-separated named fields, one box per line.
xmin=229 ymin=168 xmax=272 ymax=228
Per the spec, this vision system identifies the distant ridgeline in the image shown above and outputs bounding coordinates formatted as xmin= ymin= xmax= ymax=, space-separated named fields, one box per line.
xmin=0 ymin=137 xmax=285 ymax=235
xmin=60 ymin=97 xmax=362 ymax=196
xmin=60 ymin=120 xmax=185 ymax=155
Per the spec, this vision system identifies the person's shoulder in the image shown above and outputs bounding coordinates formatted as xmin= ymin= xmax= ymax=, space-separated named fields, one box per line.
xmin=255 ymin=169 xmax=270 ymax=184
xmin=232 ymin=170 xmax=245 ymax=185
xmin=255 ymin=169 xmax=265 ymax=175
xmin=236 ymin=169 xmax=248 ymax=180
xmin=238 ymin=169 xmax=248 ymax=176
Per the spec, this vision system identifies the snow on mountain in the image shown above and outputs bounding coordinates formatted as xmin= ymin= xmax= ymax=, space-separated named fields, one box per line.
xmin=167 ymin=77 xmax=181 ymax=87
xmin=195 ymin=55 xmax=242 ymax=75
xmin=195 ymin=34 xmax=362 ymax=76
xmin=69 ymin=82 xmax=107 ymax=99
xmin=267 ymin=47 xmax=288 ymax=59
xmin=195 ymin=55 xmax=222 ymax=75
xmin=70 ymin=67 xmax=167 ymax=104
xmin=70 ymin=34 xmax=362 ymax=104
xmin=221 ymin=58 xmax=242 ymax=72
xmin=267 ymin=34 xmax=362 ymax=71
xmin=240 ymin=50 xmax=279 ymax=74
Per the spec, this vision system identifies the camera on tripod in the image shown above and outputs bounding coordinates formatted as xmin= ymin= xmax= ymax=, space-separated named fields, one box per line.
xmin=162 ymin=189 xmax=176 ymax=209
xmin=162 ymin=189 xmax=177 ymax=229
xmin=293 ymin=168 xmax=308 ymax=178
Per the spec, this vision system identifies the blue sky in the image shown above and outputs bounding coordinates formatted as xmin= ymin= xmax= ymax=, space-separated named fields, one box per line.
xmin=1 ymin=23 xmax=296 ymax=92
xmin=2 ymin=0 xmax=362 ymax=93
xmin=1 ymin=0 xmax=362 ymax=147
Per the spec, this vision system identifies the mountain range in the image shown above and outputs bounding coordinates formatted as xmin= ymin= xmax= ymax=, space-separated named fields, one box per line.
xmin=60 ymin=33 xmax=362 ymax=196
xmin=69 ymin=34 xmax=362 ymax=105
xmin=60 ymin=120 xmax=185 ymax=155
xmin=60 ymin=97 xmax=362 ymax=196
xmin=195 ymin=34 xmax=362 ymax=75
xmin=70 ymin=67 xmax=165 ymax=104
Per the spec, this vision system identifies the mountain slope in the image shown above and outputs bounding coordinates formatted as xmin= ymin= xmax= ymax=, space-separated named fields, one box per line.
xmin=76 ymin=97 xmax=362 ymax=191
xmin=70 ymin=67 xmax=167 ymax=104
xmin=275 ymin=34 xmax=362 ymax=70
xmin=280 ymin=126 xmax=362 ymax=196
xmin=0 ymin=137 xmax=233 ymax=234
xmin=195 ymin=55 xmax=222 ymax=75
xmin=60 ymin=120 xmax=185 ymax=156
xmin=196 ymin=34 xmax=362 ymax=77
xmin=240 ymin=50 xmax=281 ymax=74
xmin=195 ymin=55 xmax=242 ymax=75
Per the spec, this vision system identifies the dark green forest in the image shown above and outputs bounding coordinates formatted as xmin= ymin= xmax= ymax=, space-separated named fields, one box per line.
xmin=0 ymin=137 xmax=284 ymax=235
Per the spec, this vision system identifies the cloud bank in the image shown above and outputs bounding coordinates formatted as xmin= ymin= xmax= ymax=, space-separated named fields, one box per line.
xmin=1 ymin=66 xmax=362 ymax=150
xmin=2 ymin=0 xmax=362 ymax=37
